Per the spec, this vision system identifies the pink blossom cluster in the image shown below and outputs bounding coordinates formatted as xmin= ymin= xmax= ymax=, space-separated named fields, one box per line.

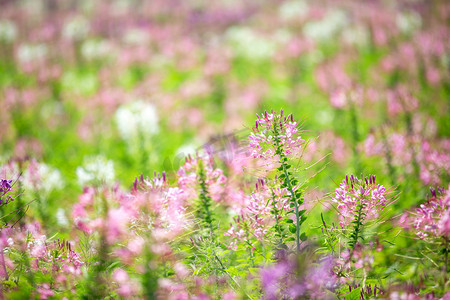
xmin=363 ymin=131 xmax=450 ymax=185
xmin=249 ymin=110 xmax=304 ymax=159
xmin=225 ymin=180 xmax=289 ymax=250
xmin=406 ymin=186 xmax=450 ymax=240
xmin=260 ymin=252 xmax=337 ymax=300
xmin=0 ymin=224 xmax=83 ymax=299
xmin=332 ymin=174 xmax=388 ymax=228
xmin=177 ymin=154 xmax=228 ymax=203
xmin=225 ymin=180 xmax=272 ymax=251
xmin=419 ymin=141 xmax=450 ymax=185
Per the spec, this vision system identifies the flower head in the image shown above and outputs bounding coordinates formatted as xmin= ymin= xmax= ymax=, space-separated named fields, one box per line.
xmin=332 ymin=174 xmax=388 ymax=228
xmin=249 ymin=109 xmax=304 ymax=159
xmin=405 ymin=186 xmax=450 ymax=240
xmin=0 ymin=178 xmax=15 ymax=205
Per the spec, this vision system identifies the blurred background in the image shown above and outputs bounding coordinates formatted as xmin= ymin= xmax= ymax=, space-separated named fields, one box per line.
xmin=0 ymin=0 xmax=448 ymax=226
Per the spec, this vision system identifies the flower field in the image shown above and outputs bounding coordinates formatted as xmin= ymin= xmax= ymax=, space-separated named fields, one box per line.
xmin=0 ymin=0 xmax=449 ymax=299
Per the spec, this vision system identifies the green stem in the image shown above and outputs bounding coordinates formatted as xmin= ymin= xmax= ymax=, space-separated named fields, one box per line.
xmin=349 ymin=201 xmax=365 ymax=257
xmin=271 ymin=189 xmax=285 ymax=246
xmin=197 ymin=160 xmax=215 ymax=240
xmin=272 ymin=123 xmax=302 ymax=251
xmin=281 ymin=159 xmax=301 ymax=251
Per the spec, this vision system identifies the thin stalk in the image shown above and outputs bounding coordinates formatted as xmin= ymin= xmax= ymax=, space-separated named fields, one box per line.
xmin=197 ymin=160 xmax=215 ymax=239
xmin=270 ymin=189 xmax=285 ymax=246
xmin=281 ymin=160 xmax=301 ymax=251
xmin=349 ymin=201 xmax=365 ymax=259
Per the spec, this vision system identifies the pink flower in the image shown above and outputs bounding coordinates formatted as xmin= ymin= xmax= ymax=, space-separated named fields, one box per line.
xmin=332 ymin=174 xmax=389 ymax=227
xmin=249 ymin=110 xmax=304 ymax=160
xmin=405 ymin=186 xmax=450 ymax=240
xmin=113 ymin=268 xmax=139 ymax=297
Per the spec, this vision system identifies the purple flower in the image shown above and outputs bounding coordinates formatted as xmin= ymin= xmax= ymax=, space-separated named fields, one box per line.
xmin=260 ymin=253 xmax=337 ymax=300
xmin=0 ymin=179 xmax=12 ymax=195
xmin=0 ymin=178 xmax=15 ymax=205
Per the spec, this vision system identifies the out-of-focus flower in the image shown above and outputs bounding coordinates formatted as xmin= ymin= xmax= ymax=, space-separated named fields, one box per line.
xmin=81 ymin=39 xmax=113 ymax=61
xmin=76 ymin=155 xmax=115 ymax=186
xmin=63 ymin=16 xmax=90 ymax=41
xmin=396 ymin=11 xmax=422 ymax=34
xmin=115 ymin=101 xmax=159 ymax=142
xmin=278 ymin=0 xmax=309 ymax=21
xmin=225 ymin=27 xmax=277 ymax=60
xmin=56 ymin=208 xmax=69 ymax=227
xmin=0 ymin=178 xmax=15 ymax=205
xmin=303 ymin=10 xmax=348 ymax=42
xmin=260 ymin=252 xmax=336 ymax=300
xmin=16 ymin=43 xmax=48 ymax=64
xmin=0 ymin=20 xmax=17 ymax=43
xmin=404 ymin=186 xmax=450 ymax=240
xmin=23 ymin=160 xmax=64 ymax=196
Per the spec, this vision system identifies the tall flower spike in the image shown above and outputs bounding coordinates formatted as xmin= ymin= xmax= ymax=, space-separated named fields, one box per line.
xmin=249 ymin=110 xmax=307 ymax=251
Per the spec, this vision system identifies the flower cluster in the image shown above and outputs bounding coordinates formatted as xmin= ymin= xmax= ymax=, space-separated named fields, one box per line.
xmin=332 ymin=174 xmax=388 ymax=228
xmin=0 ymin=178 xmax=15 ymax=205
xmin=407 ymin=186 xmax=450 ymax=240
xmin=260 ymin=252 xmax=337 ymax=300
xmin=249 ymin=110 xmax=304 ymax=159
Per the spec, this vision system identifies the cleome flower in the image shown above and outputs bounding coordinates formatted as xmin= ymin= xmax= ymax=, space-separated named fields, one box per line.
xmin=249 ymin=109 xmax=304 ymax=159
xmin=332 ymin=174 xmax=389 ymax=228
xmin=405 ymin=186 xmax=450 ymax=240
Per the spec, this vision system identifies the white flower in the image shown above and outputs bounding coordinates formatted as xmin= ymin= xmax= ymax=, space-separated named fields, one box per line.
xmin=81 ymin=39 xmax=113 ymax=60
xmin=122 ymin=28 xmax=150 ymax=45
xmin=63 ymin=16 xmax=90 ymax=41
xmin=17 ymin=43 xmax=48 ymax=63
xmin=396 ymin=11 xmax=422 ymax=34
xmin=225 ymin=27 xmax=277 ymax=60
xmin=76 ymin=155 xmax=115 ymax=186
xmin=303 ymin=10 xmax=348 ymax=42
xmin=56 ymin=208 xmax=69 ymax=227
xmin=115 ymin=101 xmax=159 ymax=141
xmin=279 ymin=0 xmax=309 ymax=21
xmin=0 ymin=20 xmax=18 ymax=43
xmin=176 ymin=144 xmax=198 ymax=157
xmin=23 ymin=163 xmax=64 ymax=196
xmin=342 ymin=25 xmax=370 ymax=48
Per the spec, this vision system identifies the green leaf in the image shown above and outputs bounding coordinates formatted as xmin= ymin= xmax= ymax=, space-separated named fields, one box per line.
xmin=300 ymin=215 xmax=307 ymax=224
xmin=289 ymin=224 xmax=297 ymax=234
xmin=285 ymin=219 xmax=294 ymax=223
xmin=300 ymin=233 xmax=307 ymax=241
